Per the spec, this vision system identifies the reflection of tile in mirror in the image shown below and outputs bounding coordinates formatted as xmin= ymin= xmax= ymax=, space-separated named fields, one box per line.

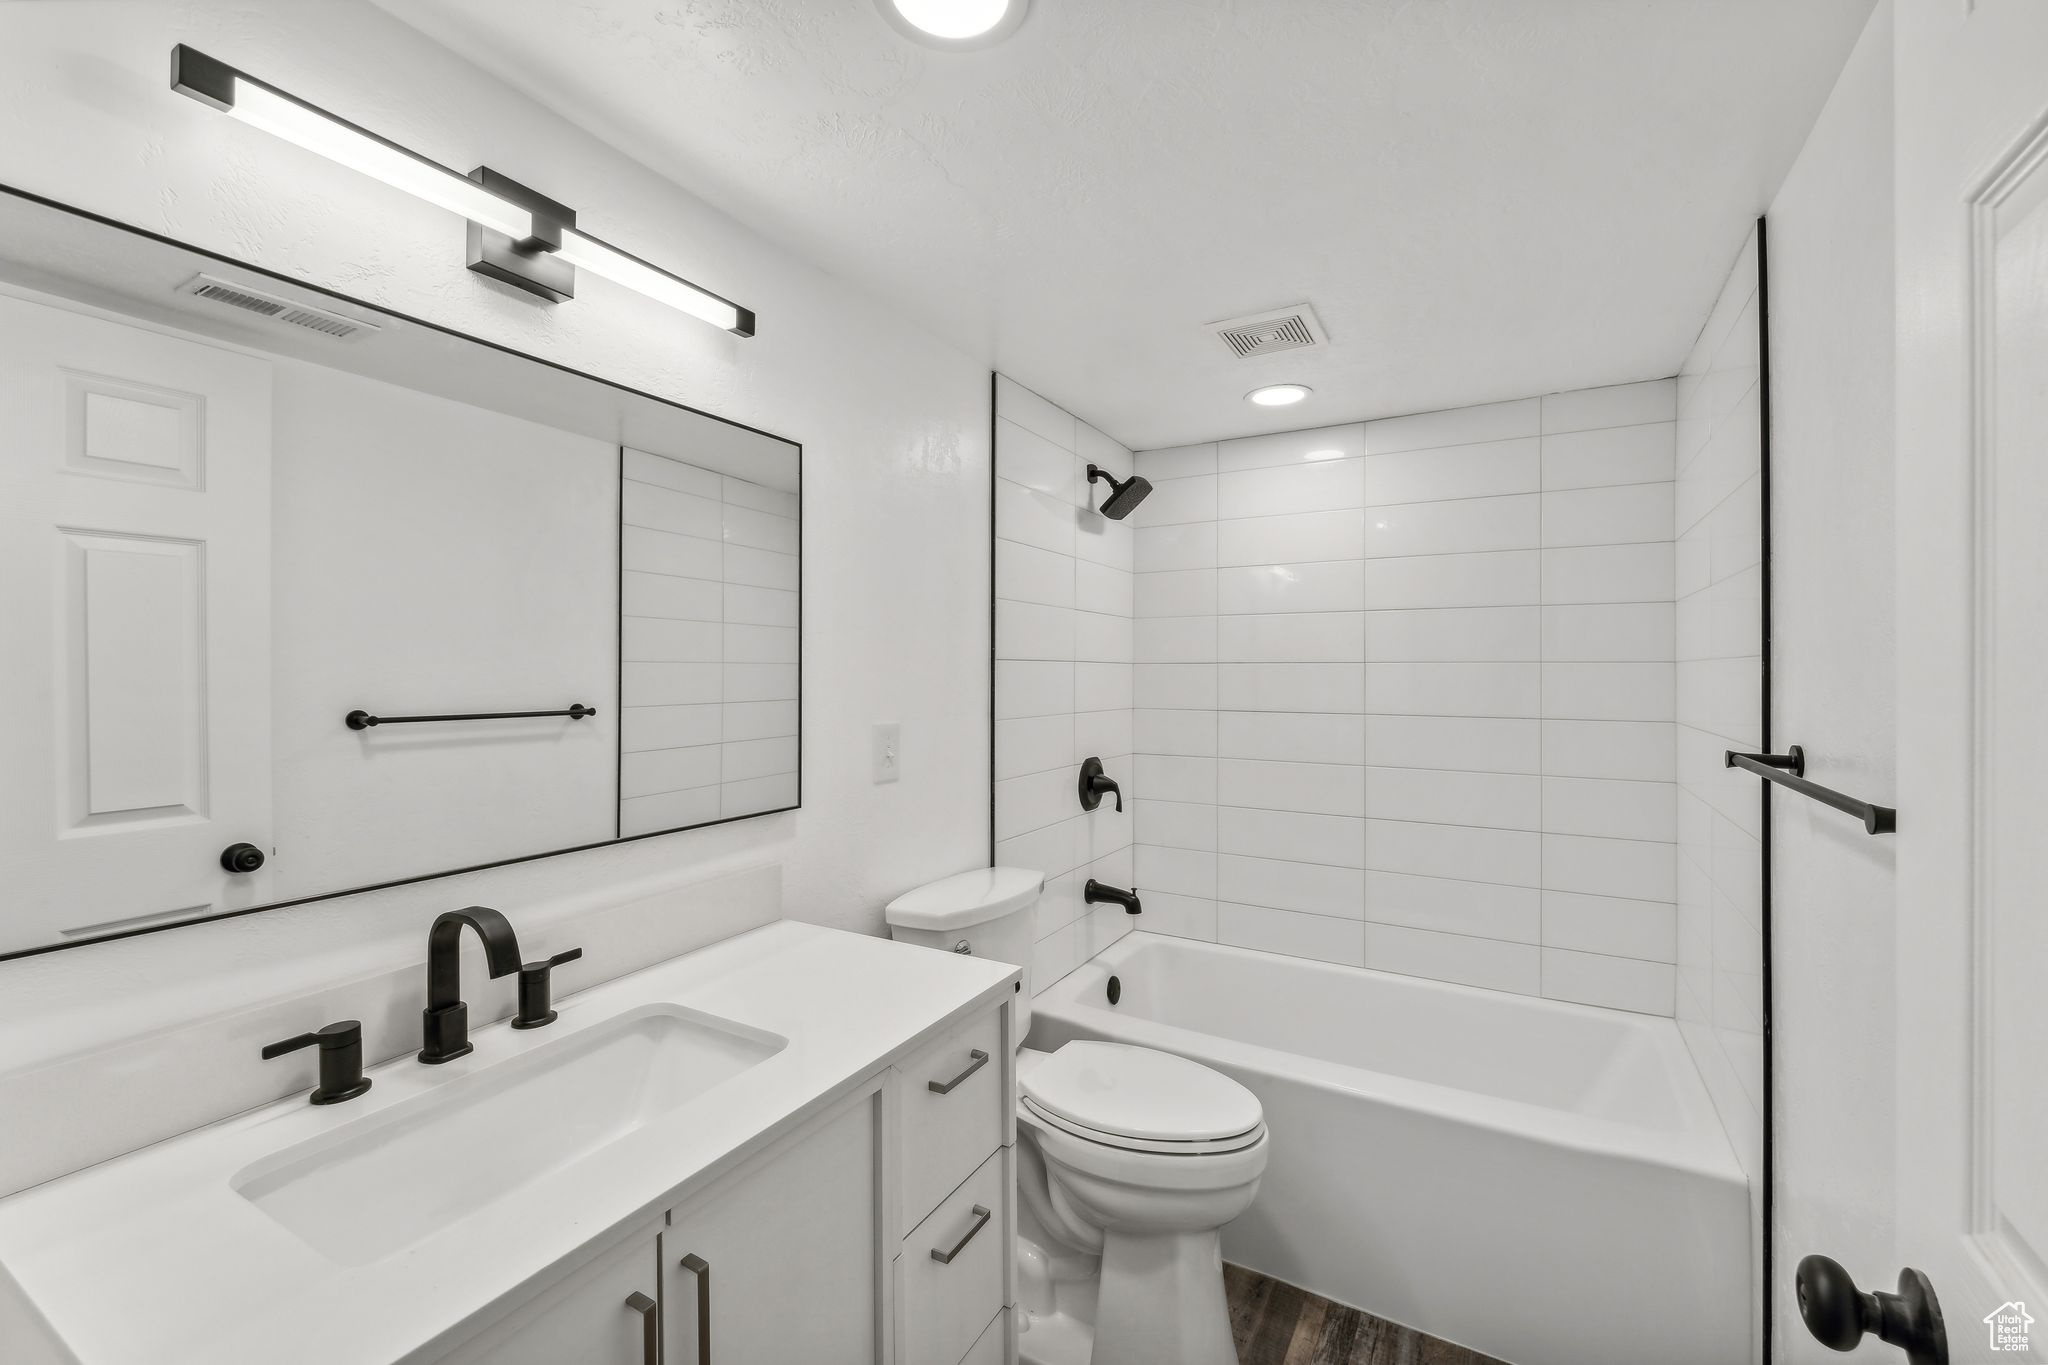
xmin=620 ymin=448 xmax=798 ymax=835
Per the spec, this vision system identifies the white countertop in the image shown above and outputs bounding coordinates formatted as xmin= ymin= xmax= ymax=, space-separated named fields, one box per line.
xmin=0 ymin=921 xmax=1017 ymax=1365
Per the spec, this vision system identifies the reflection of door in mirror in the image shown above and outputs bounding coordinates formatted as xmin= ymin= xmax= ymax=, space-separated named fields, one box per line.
xmin=0 ymin=294 xmax=274 ymax=952
xmin=619 ymin=450 xmax=799 ymax=836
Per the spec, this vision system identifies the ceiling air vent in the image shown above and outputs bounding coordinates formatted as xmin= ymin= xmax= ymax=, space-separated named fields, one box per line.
xmin=1208 ymin=303 xmax=1327 ymax=359
xmin=178 ymin=273 xmax=379 ymax=340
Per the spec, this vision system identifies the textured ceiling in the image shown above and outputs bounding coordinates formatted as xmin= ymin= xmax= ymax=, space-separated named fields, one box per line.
xmin=380 ymin=0 xmax=1874 ymax=449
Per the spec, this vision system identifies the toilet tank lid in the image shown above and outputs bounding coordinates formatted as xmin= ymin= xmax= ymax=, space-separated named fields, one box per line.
xmin=885 ymin=866 xmax=1044 ymax=930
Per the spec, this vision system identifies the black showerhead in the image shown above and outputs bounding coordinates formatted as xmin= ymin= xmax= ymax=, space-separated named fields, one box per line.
xmin=1087 ymin=464 xmax=1153 ymax=520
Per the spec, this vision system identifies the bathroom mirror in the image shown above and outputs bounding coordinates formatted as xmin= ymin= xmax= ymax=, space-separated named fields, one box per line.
xmin=0 ymin=186 xmax=801 ymax=959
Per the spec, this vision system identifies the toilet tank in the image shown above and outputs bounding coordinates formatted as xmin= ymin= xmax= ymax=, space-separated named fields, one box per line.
xmin=884 ymin=867 xmax=1043 ymax=1036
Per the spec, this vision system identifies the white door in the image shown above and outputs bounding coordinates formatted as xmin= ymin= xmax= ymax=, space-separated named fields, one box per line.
xmin=0 ymin=292 xmax=272 ymax=954
xmin=1896 ymin=0 xmax=2048 ymax=1356
xmin=664 ymin=1089 xmax=882 ymax=1365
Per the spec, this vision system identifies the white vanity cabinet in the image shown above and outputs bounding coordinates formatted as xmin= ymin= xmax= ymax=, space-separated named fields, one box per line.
xmin=433 ymin=1227 xmax=662 ymax=1365
xmin=425 ymin=997 xmax=1015 ymax=1365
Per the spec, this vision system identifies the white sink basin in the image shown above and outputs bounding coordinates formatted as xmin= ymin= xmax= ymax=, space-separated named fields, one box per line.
xmin=231 ymin=1004 xmax=784 ymax=1264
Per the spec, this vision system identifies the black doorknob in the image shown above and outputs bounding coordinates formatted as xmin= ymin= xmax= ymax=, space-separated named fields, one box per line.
xmin=220 ymin=842 xmax=266 ymax=874
xmin=1796 ymin=1255 xmax=1947 ymax=1365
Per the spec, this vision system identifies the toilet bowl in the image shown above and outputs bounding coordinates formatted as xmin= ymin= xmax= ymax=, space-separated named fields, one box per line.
xmin=885 ymin=869 xmax=1268 ymax=1365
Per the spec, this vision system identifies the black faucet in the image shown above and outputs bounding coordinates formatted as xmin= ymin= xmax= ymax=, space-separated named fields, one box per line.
xmin=418 ymin=906 xmax=524 ymax=1064
xmin=1078 ymin=756 xmax=1123 ymax=813
xmin=1085 ymin=879 xmax=1142 ymax=915
xmin=262 ymin=1019 xmax=372 ymax=1105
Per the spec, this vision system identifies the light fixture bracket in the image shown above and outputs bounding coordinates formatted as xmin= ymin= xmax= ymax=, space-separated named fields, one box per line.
xmin=464 ymin=167 xmax=576 ymax=302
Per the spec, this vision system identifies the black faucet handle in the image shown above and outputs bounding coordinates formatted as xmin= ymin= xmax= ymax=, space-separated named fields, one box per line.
xmin=262 ymin=1019 xmax=372 ymax=1105
xmin=512 ymin=947 xmax=583 ymax=1030
xmin=1078 ymin=756 xmax=1124 ymax=813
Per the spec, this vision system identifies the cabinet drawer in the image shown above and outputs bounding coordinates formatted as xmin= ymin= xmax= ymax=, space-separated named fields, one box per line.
xmin=898 ymin=1149 xmax=1008 ymax=1365
xmin=896 ymin=1006 xmax=1004 ymax=1229
xmin=958 ymin=1308 xmax=1008 ymax=1365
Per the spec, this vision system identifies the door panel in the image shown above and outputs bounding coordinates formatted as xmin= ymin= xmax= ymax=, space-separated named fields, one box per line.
xmin=434 ymin=1229 xmax=660 ymax=1365
xmin=0 ymin=293 xmax=272 ymax=950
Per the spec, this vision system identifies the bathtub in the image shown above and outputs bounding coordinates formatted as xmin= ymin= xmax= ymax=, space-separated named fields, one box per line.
xmin=1028 ymin=933 xmax=1749 ymax=1365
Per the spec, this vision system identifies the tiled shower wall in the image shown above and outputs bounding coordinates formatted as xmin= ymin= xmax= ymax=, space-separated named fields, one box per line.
xmin=1674 ymin=229 xmax=1767 ymax=1201
xmin=1127 ymin=382 xmax=1682 ymax=1013
xmin=990 ymin=377 xmax=1141 ymax=992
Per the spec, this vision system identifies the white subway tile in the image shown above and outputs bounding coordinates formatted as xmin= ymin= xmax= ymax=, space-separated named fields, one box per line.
xmin=1079 ymin=423 xmax=1132 ymax=480
xmin=622 ymin=661 xmax=720 ymax=707
xmin=1073 ymin=609 xmax=1133 ymax=663
xmin=1540 ymin=379 xmax=1676 ymax=434
xmin=722 ymin=503 xmax=800 ymax=556
xmin=1137 ymin=844 xmax=1217 ymax=897
xmin=1137 ymin=754 xmax=1218 ymax=804
xmin=1364 ymin=872 xmax=1541 ymax=942
xmin=1363 ymin=550 xmax=1540 ymax=609
xmin=623 ymin=616 xmax=721 ymax=663
xmin=1217 ymin=662 xmax=1365 ymax=713
xmin=1073 ymin=662 xmax=1133 ymax=711
xmin=1541 ymin=422 xmax=1675 ymax=491
xmin=1135 ymin=568 xmax=1218 ymax=617
xmin=722 ymin=736 xmax=797 ymax=782
xmin=624 ymin=481 xmax=722 ymax=539
xmin=1541 ymin=948 xmax=1674 ymax=1015
xmin=1031 ymin=921 xmax=1085 ymax=992
xmin=1218 ymin=458 xmax=1365 ymax=519
xmin=1542 ymin=543 xmax=1675 ymax=604
xmin=1133 ymin=473 xmax=1218 ymax=526
xmin=1542 ymin=483 xmax=1674 ymax=548
xmin=724 ymin=545 xmax=799 ymax=591
xmin=720 ymin=771 xmax=796 ymax=818
xmin=1218 ymin=612 xmax=1366 ymax=663
xmin=625 ymin=448 xmax=721 ymax=498
xmin=1136 ymin=522 xmax=1219 ymax=572
xmin=723 ymin=623 xmax=798 ymax=664
xmin=1365 ymin=715 xmax=1541 ymax=774
xmin=1218 ymin=854 xmax=1365 ymax=918
xmin=620 ymin=744 xmax=720 ymax=799
xmin=1364 ymin=924 xmax=1539 ymax=994
xmin=1218 ymin=711 xmax=1367 ymax=765
xmin=1134 ymin=442 xmax=1219 ymax=481
xmin=722 ymin=583 xmax=798 ymax=627
xmin=1542 ymin=833 xmax=1677 ymax=901
xmin=1218 ymin=423 xmax=1365 ymax=472
xmin=1366 ymin=606 xmax=1541 ymax=662
xmin=1218 ymin=807 xmax=1366 ymax=868
xmin=1136 ymin=799 xmax=1218 ymax=851
xmin=1541 ymin=603 xmax=1674 ymax=662
xmin=1542 ymin=891 xmax=1677 ymax=962
xmin=997 ymin=375 xmax=1076 ymax=450
xmin=1216 ymin=758 xmax=1365 ymax=816
xmin=620 ymin=786 xmax=721 ymax=837
xmin=1217 ymin=509 xmax=1365 ymax=566
xmin=1366 ymin=767 xmax=1540 ymax=830
xmin=1542 ymin=662 xmax=1675 ymax=721
xmin=1365 ymin=494 xmax=1540 ymax=558
xmin=1218 ymin=561 xmax=1366 ymax=614
xmin=995 ymin=660 xmax=1073 ymax=719
xmin=1541 ymin=776 xmax=1676 ymax=843
xmin=1137 ymin=891 xmax=1218 ymax=941
xmin=996 ymin=714 xmax=1073 ymax=780
xmin=1366 ymin=662 xmax=1539 ymax=717
xmin=622 ymin=703 xmax=722 ymax=753
xmin=1364 ymin=438 xmax=1540 ymax=506
xmin=623 ymin=526 xmax=722 ymax=581
xmin=996 ymin=767 xmax=1073 ymax=840
xmin=625 ymin=570 xmax=721 ymax=622
xmin=999 ymin=817 xmax=1087 ymax=882
xmin=996 ymin=600 xmax=1074 ymax=661
xmin=1135 ymin=662 xmax=1219 ymax=710
xmin=998 ymin=417 xmax=1079 ymax=499
xmin=721 ymin=476 xmax=799 ymax=520
xmin=1366 ymin=818 xmax=1540 ymax=887
xmin=724 ymin=700 xmax=798 ymax=742
xmin=1219 ymin=903 xmax=1364 ymax=966
xmin=1135 ymin=708 xmax=1217 ymax=757
xmin=1542 ymin=720 xmax=1675 ymax=781
xmin=1072 ymin=708 xmax=1133 ymax=761
xmin=1136 ymin=616 xmax=1217 ymax=663
xmin=1074 ymin=561 xmax=1132 ymax=616
xmin=1364 ymin=398 xmax=1539 ymax=455
xmin=1073 ymin=511 xmax=1134 ymax=571
xmin=997 ymin=478 xmax=1077 ymax=555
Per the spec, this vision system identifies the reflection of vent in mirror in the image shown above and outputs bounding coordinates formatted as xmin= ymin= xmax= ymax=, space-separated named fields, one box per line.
xmin=179 ymin=274 xmax=379 ymax=340
xmin=1209 ymin=303 xmax=1326 ymax=359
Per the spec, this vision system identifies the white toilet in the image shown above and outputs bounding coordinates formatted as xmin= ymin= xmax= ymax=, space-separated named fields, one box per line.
xmin=885 ymin=867 xmax=1268 ymax=1365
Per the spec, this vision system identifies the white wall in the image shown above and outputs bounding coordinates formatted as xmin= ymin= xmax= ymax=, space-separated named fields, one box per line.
xmin=0 ymin=0 xmax=988 ymax=1144
xmin=991 ymin=377 xmax=1140 ymax=991
xmin=1764 ymin=5 xmax=1896 ymax=1357
xmin=1123 ymin=385 xmax=1681 ymax=1012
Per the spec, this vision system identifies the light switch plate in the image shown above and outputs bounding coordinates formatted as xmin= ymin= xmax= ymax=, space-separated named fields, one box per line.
xmin=872 ymin=723 xmax=901 ymax=784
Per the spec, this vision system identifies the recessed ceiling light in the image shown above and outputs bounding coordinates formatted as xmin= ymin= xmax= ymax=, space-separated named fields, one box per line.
xmin=875 ymin=0 xmax=1029 ymax=47
xmin=1247 ymin=384 xmax=1311 ymax=407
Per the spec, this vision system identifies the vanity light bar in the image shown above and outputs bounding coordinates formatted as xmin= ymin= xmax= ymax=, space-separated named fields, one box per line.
xmin=169 ymin=45 xmax=755 ymax=337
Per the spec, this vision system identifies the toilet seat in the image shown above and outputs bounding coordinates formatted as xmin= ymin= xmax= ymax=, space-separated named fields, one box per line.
xmin=1018 ymin=1041 xmax=1264 ymax=1155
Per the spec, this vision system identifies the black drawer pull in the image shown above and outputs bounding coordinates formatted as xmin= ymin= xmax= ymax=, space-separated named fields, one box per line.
xmin=930 ymin=1204 xmax=992 ymax=1264
xmin=927 ymin=1048 xmax=989 ymax=1095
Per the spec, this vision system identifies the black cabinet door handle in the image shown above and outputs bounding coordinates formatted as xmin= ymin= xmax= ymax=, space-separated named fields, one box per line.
xmin=679 ymin=1252 xmax=711 ymax=1365
xmin=928 ymin=1048 xmax=989 ymax=1095
xmin=930 ymin=1204 xmax=992 ymax=1264
xmin=624 ymin=1291 xmax=657 ymax=1365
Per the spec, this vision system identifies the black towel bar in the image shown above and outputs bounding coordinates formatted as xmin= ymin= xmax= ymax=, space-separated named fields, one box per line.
xmin=346 ymin=704 xmax=595 ymax=730
xmin=1724 ymin=746 xmax=1896 ymax=835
